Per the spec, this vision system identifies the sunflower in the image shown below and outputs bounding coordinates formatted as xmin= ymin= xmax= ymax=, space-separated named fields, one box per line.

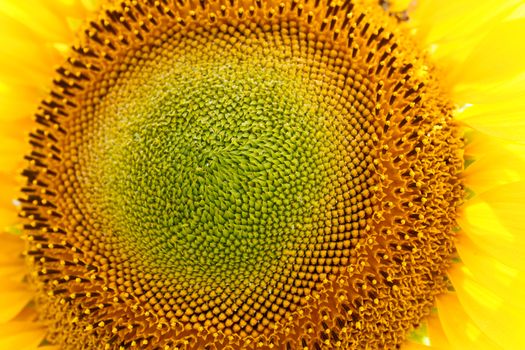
xmin=0 ymin=0 xmax=524 ymax=349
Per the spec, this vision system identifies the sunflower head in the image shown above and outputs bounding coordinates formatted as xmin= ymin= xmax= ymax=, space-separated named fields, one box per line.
xmin=2 ymin=0 xmax=524 ymax=349
xmin=16 ymin=1 xmax=466 ymax=348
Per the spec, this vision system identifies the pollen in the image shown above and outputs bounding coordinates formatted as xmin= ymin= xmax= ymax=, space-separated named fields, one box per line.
xmin=20 ymin=0 xmax=463 ymax=349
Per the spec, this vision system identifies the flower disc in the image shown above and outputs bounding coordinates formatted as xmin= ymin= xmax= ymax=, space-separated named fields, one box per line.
xmin=20 ymin=0 xmax=464 ymax=349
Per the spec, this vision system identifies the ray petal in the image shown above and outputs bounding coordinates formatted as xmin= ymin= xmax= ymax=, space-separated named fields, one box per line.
xmin=436 ymin=293 xmax=503 ymax=350
xmin=448 ymin=263 xmax=525 ymax=349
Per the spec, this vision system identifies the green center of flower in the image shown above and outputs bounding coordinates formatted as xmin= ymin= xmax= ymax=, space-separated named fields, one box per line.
xmin=92 ymin=40 xmax=348 ymax=282
xmin=71 ymin=29 xmax=376 ymax=331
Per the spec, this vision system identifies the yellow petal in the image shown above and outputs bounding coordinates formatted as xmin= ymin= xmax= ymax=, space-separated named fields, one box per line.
xmin=463 ymin=135 xmax=525 ymax=193
xmin=0 ymin=266 xmax=24 ymax=280
xmin=452 ymin=72 xmax=525 ymax=105
xmin=510 ymin=2 xmax=525 ymax=19
xmin=456 ymin=97 xmax=525 ymax=144
xmin=456 ymin=236 xmax=525 ymax=308
xmin=0 ymin=1 xmax=75 ymax=43
xmin=0 ymin=232 xmax=24 ymax=259
xmin=44 ymin=0 xmax=101 ymax=19
xmin=436 ymin=293 xmax=503 ymax=350
xmin=410 ymin=0 xmax=521 ymax=62
xmin=0 ymin=138 xmax=30 ymax=170
xmin=0 ymin=16 xmax=63 ymax=81
xmin=459 ymin=181 xmax=525 ymax=268
xmin=0 ymin=0 xmax=102 ymax=127
xmin=386 ymin=0 xmax=414 ymax=12
xmin=402 ymin=340 xmax=432 ymax=350
xmin=451 ymin=18 xmax=525 ymax=86
xmin=0 ymin=231 xmax=25 ymax=283
xmin=0 ymin=288 xmax=33 ymax=324
xmin=426 ymin=315 xmax=452 ymax=349
xmin=0 ymin=176 xmax=21 ymax=229
xmin=0 ymin=232 xmax=29 ymax=323
xmin=0 ymin=16 xmax=63 ymax=134
xmin=448 ymin=263 xmax=525 ymax=349
xmin=0 ymin=321 xmax=46 ymax=350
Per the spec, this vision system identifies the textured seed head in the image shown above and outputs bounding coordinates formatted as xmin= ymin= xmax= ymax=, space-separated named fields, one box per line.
xmin=21 ymin=0 xmax=463 ymax=349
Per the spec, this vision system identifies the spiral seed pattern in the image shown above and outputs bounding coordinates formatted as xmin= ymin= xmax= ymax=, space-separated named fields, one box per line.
xmin=20 ymin=0 xmax=463 ymax=349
